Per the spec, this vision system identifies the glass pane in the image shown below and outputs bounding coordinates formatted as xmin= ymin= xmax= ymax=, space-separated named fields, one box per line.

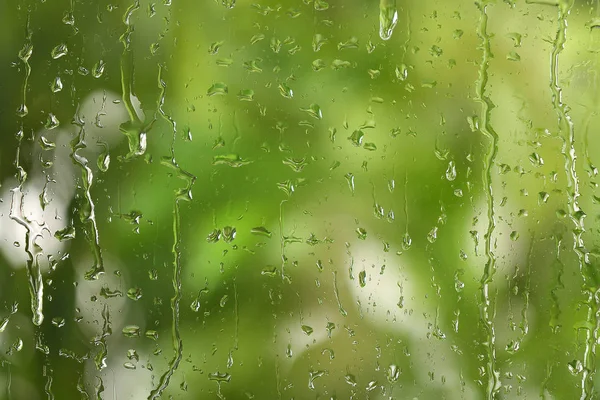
xmin=0 ymin=0 xmax=599 ymax=398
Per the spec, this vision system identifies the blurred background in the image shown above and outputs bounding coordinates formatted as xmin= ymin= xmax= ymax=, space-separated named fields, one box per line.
xmin=0 ymin=0 xmax=600 ymax=398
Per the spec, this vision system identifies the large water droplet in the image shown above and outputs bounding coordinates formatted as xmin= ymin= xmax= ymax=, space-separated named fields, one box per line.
xmin=379 ymin=0 xmax=398 ymax=41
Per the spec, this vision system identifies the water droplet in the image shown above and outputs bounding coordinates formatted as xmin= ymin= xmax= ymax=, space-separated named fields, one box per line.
xmin=430 ymin=45 xmax=443 ymax=57
xmin=16 ymin=104 xmax=28 ymax=117
xmin=427 ymin=226 xmax=438 ymax=243
xmin=127 ymin=287 xmax=143 ymax=301
xmin=300 ymin=103 xmax=322 ymax=119
xmin=356 ymin=227 xmax=367 ymax=240
xmin=19 ymin=43 xmax=33 ymax=62
xmin=379 ymin=0 xmax=398 ymax=40
xmin=208 ymin=41 xmax=223 ymax=54
xmin=250 ymin=34 xmax=265 ymax=45
xmin=301 ymin=325 xmax=314 ymax=335
xmin=395 ymin=64 xmax=408 ymax=81
xmin=251 ymin=227 xmax=271 ymax=237
xmin=219 ymin=295 xmax=229 ymax=308
xmin=312 ymin=59 xmax=326 ymax=71
xmin=221 ymin=0 xmax=235 ymax=9
xmin=446 ymin=161 xmax=457 ymax=181
xmin=51 ymin=317 xmax=65 ymax=328
xmin=331 ymin=59 xmax=351 ymax=70
xmin=39 ymin=135 xmax=56 ymax=150
xmin=338 ymin=37 xmax=359 ymax=50
xmin=278 ymin=83 xmax=293 ymax=98
xmin=313 ymin=34 xmax=327 ymax=52
xmin=243 ymin=59 xmax=262 ymax=72
xmin=358 ymin=270 xmax=367 ymax=287
xmin=92 ymin=60 xmax=105 ymax=78
xmin=507 ymin=51 xmax=521 ymax=61
xmin=208 ymin=372 xmax=232 ymax=382
xmin=97 ymin=150 xmax=110 ymax=172
xmin=51 ymin=76 xmax=63 ymax=93
xmin=402 ymin=232 xmax=412 ymax=250
xmin=270 ymin=37 xmax=282 ymax=53
xmin=314 ymin=0 xmax=329 ymax=11
xmin=387 ymin=364 xmax=400 ymax=383
xmin=222 ymin=226 xmax=237 ymax=242
xmin=123 ymin=362 xmax=136 ymax=370
xmin=237 ymin=89 xmax=255 ymax=101
xmin=55 ymin=226 xmax=76 ymax=241
xmin=122 ymin=325 xmax=141 ymax=338
xmin=568 ymin=360 xmax=583 ymax=375
xmin=283 ymin=157 xmax=308 ymax=172
xmin=349 ymin=130 xmax=365 ymax=146
xmin=207 ymin=82 xmax=228 ymax=96
xmin=45 ymin=113 xmax=60 ymax=130
xmin=51 ymin=43 xmax=68 ymax=59
xmin=212 ymin=154 xmax=252 ymax=167
xmin=345 ymin=374 xmax=357 ymax=386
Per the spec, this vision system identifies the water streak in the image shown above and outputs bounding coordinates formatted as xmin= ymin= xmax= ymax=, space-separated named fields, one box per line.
xmin=474 ymin=2 xmax=501 ymax=397
xmin=148 ymin=64 xmax=196 ymax=400
xmin=547 ymin=1 xmax=593 ymax=397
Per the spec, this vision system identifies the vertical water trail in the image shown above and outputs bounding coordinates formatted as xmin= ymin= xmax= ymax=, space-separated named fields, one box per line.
xmin=279 ymin=200 xmax=287 ymax=279
xmin=9 ymin=190 xmax=44 ymax=326
xmin=10 ymin=14 xmax=46 ymax=327
xmin=149 ymin=64 xmax=196 ymax=400
xmin=70 ymin=122 xmax=104 ymax=281
xmin=474 ymin=2 xmax=501 ymax=397
xmin=547 ymin=1 xmax=593 ymax=396
xmin=332 ymin=271 xmax=347 ymax=317
xmin=119 ymin=1 xmax=147 ymax=159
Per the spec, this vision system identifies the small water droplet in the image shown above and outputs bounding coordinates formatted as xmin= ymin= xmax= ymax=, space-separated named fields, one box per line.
xmin=127 ymin=287 xmax=143 ymax=301
xmin=221 ymin=0 xmax=235 ymax=9
xmin=313 ymin=34 xmax=327 ymax=52
xmin=314 ymin=0 xmax=329 ymax=11
xmin=402 ymin=232 xmax=412 ymax=250
xmin=213 ymin=154 xmax=252 ymax=168
xmin=387 ymin=364 xmax=400 ymax=383
xmin=207 ymin=82 xmax=228 ymax=96
xmin=312 ymin=59 xmax=326 ymax=71
xmin=208 ymin=41 xmax=224 ymax=54
xmin=356 ymin=227 xmax=367 ymax=240
xmin=122 ymin=325 xmax=140 ymax=338
xmin=359 ymin=270 xmax=367 ymax=287
xmin=338 ymin=37 xmax=359 ymax=50
xmin=208 ymin=372 xmax=232 ymax=382
xmin=301 ymin=325 xmax=314 ymax=335
xmin=300 ymin=103 xmax=322 ymax=119
xmin=446 ymin=161 xmax=457 ymax=181
xmin=345 ymin=374 xmax=357 ymax=387
xmin=278 ymin=83 xmax=293 ymax=98
xmin=92 ymin=60 xmax=105 ymax=78
xmin=45 ymin=113 xmax=60 ymax=130
xmin=16 ymin=104 xmax=28 ymax=117
xmin=237 ymin=89 xmax=255 ymax=101
xmin=51 ymin=43 xmax=68 ymax=59
xmin=349 ymin=130 xmax=365 ymax=146
xmin=51 ymin=76 xmax=63 ymax=93
xmin=222 ymin=226 xmax=237 ymax=242
xmin=251 ymin=227 xmax=271 ymax=237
